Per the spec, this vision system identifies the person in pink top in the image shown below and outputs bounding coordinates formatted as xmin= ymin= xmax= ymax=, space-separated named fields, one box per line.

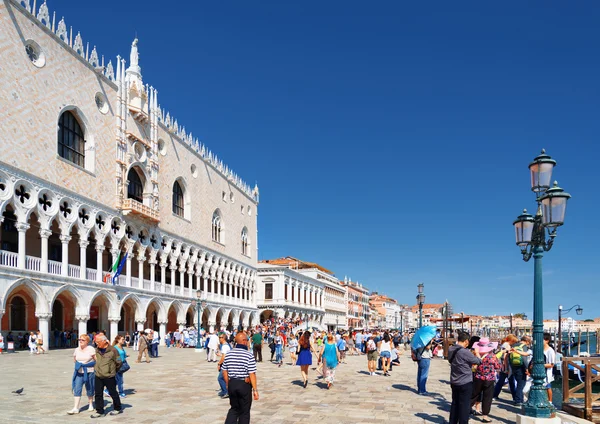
xmin=68 ymin=334 xmax=96 ymax=415
xmin=470 ymin=338 xmax=501 ymax=423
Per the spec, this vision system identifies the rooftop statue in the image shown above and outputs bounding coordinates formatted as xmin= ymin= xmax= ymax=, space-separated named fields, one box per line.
xmin=130 ymin=38 xmax=139 ymax=67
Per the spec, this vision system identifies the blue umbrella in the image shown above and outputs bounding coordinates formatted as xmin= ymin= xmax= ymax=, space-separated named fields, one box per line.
xmin=411 ymin=325 xmax=438 ymax=350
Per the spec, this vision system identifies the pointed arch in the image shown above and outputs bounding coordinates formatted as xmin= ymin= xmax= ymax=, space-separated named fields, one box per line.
xmin=1 ymin=278 xmax=49 ymax=314
xmin=119 ymin=293 xmax=144 ymax=321
xmin=50 ymin=284 xmax=85 ymax=316
xmin=86 ymin=289 xmax=118 ymax=317
xmin=143 ymin=297 xmax=167 ymax=322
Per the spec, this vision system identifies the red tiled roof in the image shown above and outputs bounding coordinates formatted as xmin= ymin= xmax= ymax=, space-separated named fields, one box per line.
xmin=260 ymin=256 xmax=334 ymax=276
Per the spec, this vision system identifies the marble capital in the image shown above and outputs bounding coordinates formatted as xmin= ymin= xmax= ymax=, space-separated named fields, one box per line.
xmin=35 ymin=312 xmax=52 ymax=320
xmin=59 ymin=234 xmax=72 ymax=243
xmin=75 ymin=315 xmax=90 ymax=321
xmin=39 ymin=228 xmax=52 ymax=238
xmin=108 ymin=316 xmax=121 ymax=323
xmin=15 ymin=222 xmax=30 ymax=232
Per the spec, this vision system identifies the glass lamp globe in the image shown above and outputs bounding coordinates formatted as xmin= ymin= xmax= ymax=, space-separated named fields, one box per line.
xmin=539 ymin=182 xmax=571 ymax=227
xmin=529 ymin=149 xmax=556 ymax=193
xmin=513 ymin=209 xmax=535 ymax=246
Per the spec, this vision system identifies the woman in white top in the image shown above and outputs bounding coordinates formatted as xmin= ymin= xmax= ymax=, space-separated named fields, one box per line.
xmin=69 ymin=334 xmax=96 ymax=414
xmin=28 ymin=332 xmax=37 ymax=354
xmin=288 ymin=334 xmax=299 ymax=365
xmin=378 ymin=332 xmax=393 ymax=376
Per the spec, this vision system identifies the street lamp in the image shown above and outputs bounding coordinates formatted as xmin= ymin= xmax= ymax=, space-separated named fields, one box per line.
xmin=193 ymin=290 xmax=207 ymax=352
xmin=557 ymin=304 xmax=583 ymax=354
xmin=460 ymin=312 xmax=464 ymax=332
xmin=417 ymin=283 xmax=425 ymax=329
xmin=512 ymin=149 xmax=571 ymax=418
xmin=510 ymin=313 xmax=513 ymax=334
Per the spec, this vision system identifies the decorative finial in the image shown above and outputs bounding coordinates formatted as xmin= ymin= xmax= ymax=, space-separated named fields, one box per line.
xmin=522 ymin=209 xmax=528 ymax=213
xmin=541 ymin=148 xmax=546 ymax=154
xmin=553 ymin=181 xmax=558 ymax=186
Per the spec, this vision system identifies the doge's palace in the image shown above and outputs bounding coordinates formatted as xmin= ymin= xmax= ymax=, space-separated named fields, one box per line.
xmin=0 ymin=0 xmax=260 ymax=350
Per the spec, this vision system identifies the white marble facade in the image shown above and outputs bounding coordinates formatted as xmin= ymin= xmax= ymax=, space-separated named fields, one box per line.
xmin=0 ymin=0 xmax=260 ymax=350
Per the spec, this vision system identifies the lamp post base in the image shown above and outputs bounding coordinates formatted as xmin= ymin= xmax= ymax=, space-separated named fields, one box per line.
xmin=523 ymin=386 xmax=556 ymax=419
xmin=516 ymin=414 xmax=560 ymax=424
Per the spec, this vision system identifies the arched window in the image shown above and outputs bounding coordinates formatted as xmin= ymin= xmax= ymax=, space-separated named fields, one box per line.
xmin=127 ymin=168 xmax=144 ymax=203
xmin=212 ymin=210 xmax=222 ymax=243
xmin=241 ymin=227 xmax=249 ymax=256
xmin=58 ymin=111 xmax=86 ymax=167
xmin=172 ymin=181 xmax=184 ymax=217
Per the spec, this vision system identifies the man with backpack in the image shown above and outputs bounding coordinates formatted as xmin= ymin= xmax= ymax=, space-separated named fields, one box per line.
xmin=366 ymin=336 xmax=378 ymax=376
xmin=509 ymin=336 xmax=532 ymax=406
xmin=448 ymin=332 xmax=481 ymax=424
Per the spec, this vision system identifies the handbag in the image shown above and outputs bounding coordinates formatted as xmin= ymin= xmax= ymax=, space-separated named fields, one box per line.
xmin=119 ymin=359 xmax=131 ymax=373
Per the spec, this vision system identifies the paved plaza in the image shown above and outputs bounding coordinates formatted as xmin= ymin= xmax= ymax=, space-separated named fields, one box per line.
xmin=0 ymin=347 xmax=521 ymax=424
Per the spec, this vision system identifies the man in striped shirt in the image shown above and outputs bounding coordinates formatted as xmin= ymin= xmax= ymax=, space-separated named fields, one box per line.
xmin=221 ymin=332 xmax=259 ymax=424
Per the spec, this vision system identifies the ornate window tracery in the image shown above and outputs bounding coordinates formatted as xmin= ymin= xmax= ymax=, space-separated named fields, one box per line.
xmin=212 ymin=210 xmax=222 ymax=243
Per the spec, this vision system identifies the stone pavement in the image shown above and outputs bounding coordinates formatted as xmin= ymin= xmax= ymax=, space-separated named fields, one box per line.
xmin=0 ymin=347 xmax=521 ymax=423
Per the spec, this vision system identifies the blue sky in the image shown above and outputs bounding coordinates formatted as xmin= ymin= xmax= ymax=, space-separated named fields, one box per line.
xmin=59 ymin=1 xmax=599 ymax=319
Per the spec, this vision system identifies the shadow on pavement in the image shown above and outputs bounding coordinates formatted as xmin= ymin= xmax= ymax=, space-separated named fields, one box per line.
xmin=391 ymin=384 xmax=418 ymax=394
xmin=415 ymin=412 xmax=446 ymax=423
xmin=356 ymin=370 xmax=371 ymax=375
xmin=291 ymin=380 xmax=304 ymax=387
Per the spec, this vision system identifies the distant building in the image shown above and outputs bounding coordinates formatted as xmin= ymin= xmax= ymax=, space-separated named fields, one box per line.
xmin=369 ymin=293 xmax=400 ymax=329
xmin=258 ymin=257 xmax=346 ymax=330
xmin=409 ymin=303 xmax=444 ymax=329
xmin=340 ymin=277 xmax=370 ymax=329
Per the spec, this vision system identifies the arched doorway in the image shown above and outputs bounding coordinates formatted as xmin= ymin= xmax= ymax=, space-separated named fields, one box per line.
xmin=166 ymin=304 xmax=178 ymax=332
xmin=88 ymin=293 xmax=110 ymax=333
xmin=10 ymin=296 xmax=27 ymax=330
xmin=51 ymin=299 xmax=64 ymax=331
xmin=260 ymin=310 xmax=273 ymax=324
xmin=146 ymin=301 xmax=162 ymax=332
xmin=201 ymin=309 xmax=209 ymax=331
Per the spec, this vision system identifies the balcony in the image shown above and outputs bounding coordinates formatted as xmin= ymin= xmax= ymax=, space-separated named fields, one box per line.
xmin=122 ymin=198 xmax=160 ymax=222
xmin=0 ymin=249 xmax=254 ymax=306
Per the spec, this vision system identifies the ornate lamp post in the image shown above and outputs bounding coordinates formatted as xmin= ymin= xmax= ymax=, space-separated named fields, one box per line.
xmin=193 ymin=290 xmax=207 ymax=352
xmin=417 ymin=283 xmax=425 ymax=329
xmin=513 ymin=150 xmax=571 ymax=418
xmin=460 ymin=312 xmax=464 ymax=332
xmin=557 ymin=304 xmax=583 ymax=354
xmin=510 ymin=313 xmax=513 ymax=334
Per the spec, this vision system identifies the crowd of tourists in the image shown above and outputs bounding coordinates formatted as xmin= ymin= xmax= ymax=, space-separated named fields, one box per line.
xmin=409 ymin=331 xmax=555 ymax=424
xmin=0 ymin=330 xmax=48 ymax=354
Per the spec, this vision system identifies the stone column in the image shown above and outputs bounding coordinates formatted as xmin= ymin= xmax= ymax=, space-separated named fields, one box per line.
xmin=170 ymin=265 xmax=176 ymax=294
xmin=39 ymin=228 xmax=51 ymax=273
xmin=149 ymin=260 xmax=157 ymax=292
xmin=137 ymin=254 xmax=145 ymax=289
xmin=160 ymin=264 xmax=167 ymax=293
xmin=125 ymin=253 xmax=133 ymax=287
xmin=297 ymin=284 xmax=301 ymax=305
xmin=95 ymin=244 xmax=104 ymax=283
xmin=109 ymin=317 xmax=120 ymax=342
xmin=208 ymin=321 xmax=216 ymax=333
xmin=136 ymin=321 xmax=145 ymax=332
xmin=16 ymin=222 xmax=29 ymax=270
xmin=36 ymin=312 xmax=51 ymax=351
xmin=60 ymin=234 xmax=71 ymax=276
xmin=179 ymin=268 xmax=186 ymax=296
xmin=187 ymin=271 xmax=194 ymax=297
xmin=76 ymin=315 xmax=89 ymax=339
xmin=159 ymin=322 xmax=167 ymax=346
xmin=79 ymin=240 xmax=89 ymax=280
